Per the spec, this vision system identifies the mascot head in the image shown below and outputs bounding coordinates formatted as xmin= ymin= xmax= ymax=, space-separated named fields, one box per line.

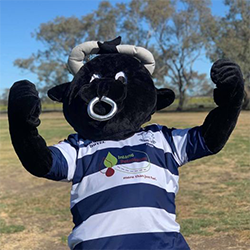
xmin=48 ymin=37 xmax=175 ymax=141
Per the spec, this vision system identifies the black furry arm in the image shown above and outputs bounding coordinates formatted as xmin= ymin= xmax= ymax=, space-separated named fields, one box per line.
xmin=8 ymin=80 xmax=52 ymax=177
xmin=201 ymin=59 xmax=244 ymax=153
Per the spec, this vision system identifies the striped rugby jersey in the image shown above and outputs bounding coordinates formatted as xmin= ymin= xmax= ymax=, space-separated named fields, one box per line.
xmin=45 ymin=124 xmax=213 ymax=250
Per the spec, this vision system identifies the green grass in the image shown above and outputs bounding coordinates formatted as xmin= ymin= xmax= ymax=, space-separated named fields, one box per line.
xmin=42 ymin=102 xmax=63 ymax=110
xmin=0 ymin=219 xmax=25 ymax=234
xmin=0 ymin=105 xmax=7 ymax=111
xmin=152 ymin=111 xmax=250 ymax=238
xmin=180 ymin=218 xmax=214 ymax=236
xmin=0 ymin=97 xmax=215 ymax=113
xmin=0 ymin=102 xmax=63 ymax=112
xmin=61 ymin=235 xmax=68 ymax=244
xmin=0 ymin=111 xmax=250 ymax=249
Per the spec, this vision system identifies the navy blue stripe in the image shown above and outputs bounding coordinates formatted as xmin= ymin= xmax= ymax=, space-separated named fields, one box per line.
xmin=186 ymin=126 xmax=213 ymax=161
xmin=68 ymin=125 xmax=162 ymax=150
xmin=71 ymin=183 xmax=176 ymax=228
xmin=141 ymin=124 xmax=163 ymax=133
xmin=73 ymin=143 xmax=179 ymax=184
xmin=73 ymin=232 xmax=190 ymax=250
xmin=165 ymin=152 xmax=179 ymax=175
xmin=66 ymin=134 xmax=93 ymax=149
xmin=65 ymin=134 xmax=80 ymax=150
xmin=161 ymin=126 xmax=179 ymax=157
xmin=44 ymin=146 xmax=68 ymax=181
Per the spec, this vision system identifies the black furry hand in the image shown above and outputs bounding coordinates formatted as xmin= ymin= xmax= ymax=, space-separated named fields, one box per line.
xmin=210 ymin=59 xmax=244 ymax=107
xmin=97 ymin=36 xmax=121 ymax=54
xmin=8 ymin=80 xmax=41 ymax=128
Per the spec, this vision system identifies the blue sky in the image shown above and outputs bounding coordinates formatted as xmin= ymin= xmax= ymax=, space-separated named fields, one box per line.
xmin=0 ymin=0 xmax=228 ymax=94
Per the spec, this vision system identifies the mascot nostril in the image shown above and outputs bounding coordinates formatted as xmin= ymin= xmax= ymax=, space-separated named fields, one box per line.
xmin=8 ymin=36 xmax=244 ymax=250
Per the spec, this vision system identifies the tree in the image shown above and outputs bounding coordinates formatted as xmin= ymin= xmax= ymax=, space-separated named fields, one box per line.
xmin=205 ymin=0 xmax=250 ymax=109
xmin=0 ymin=88 xmax=10 ymax=106
xmin=14 ymin=1 xmax=119 ymax=97
xmin=14 ymin=0 xmax=213 ymax=110
xmin=117 ymin=0 xmax=213 ymax=110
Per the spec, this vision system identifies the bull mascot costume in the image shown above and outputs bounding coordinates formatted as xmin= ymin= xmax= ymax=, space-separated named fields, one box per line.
xmin=8 ymin=37 xmax=244 ymax=250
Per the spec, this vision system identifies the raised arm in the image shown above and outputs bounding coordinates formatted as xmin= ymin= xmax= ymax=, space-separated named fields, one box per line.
xmin=201 ymin=59 xmax=244 ymax=153
xmin=8 ymin=80 xmax=52 ymax=177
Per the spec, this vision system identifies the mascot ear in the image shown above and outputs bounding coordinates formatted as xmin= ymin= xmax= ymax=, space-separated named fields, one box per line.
xmin=156 ymin=88 xmax=175 ymax=111
xmin=47 ymin=82 xmax=70 ymax=102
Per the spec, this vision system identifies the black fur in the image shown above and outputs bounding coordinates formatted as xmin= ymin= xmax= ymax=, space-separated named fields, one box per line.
xmin=49 ymin=54 xmax=174 ymax=141
xmin=7 ymin=40 xmax=245 ymax=250
xmin=8 ymin=49 xmax=243 ymax=179
xmin=8 ymin=80 xmax=52 ymax=177
xmin=201 ymin=59 xmax=244 ymax=153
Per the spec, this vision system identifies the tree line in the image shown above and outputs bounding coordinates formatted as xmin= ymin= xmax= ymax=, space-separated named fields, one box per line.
xmin=2 ymin=0 xmax=249 ymax=110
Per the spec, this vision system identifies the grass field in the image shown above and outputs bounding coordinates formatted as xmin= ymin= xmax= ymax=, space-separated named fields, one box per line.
xmin=0 ymin=111 xmax=249 ymax=250
xmin=0 ymin=96 xmax=217 ymax=112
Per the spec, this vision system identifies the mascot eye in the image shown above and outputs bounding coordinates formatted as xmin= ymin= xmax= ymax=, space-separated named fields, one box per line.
xmin=90 ymin=74 xmax=101 ymax=83
xmin=115 ymin=71 xmax=127 ymax=84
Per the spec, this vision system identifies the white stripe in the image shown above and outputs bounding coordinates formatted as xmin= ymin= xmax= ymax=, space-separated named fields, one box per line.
xmin=70 ymin=162 xmax=179 ymax=208
xmin=53 ymin=142 xmax=77 ymax=181
xmin=171 ymin=128 xmax=189 ymax=166
xmin=68 ymin=207 xmax=180 ymax=249
xmin=77 ymin=129 xmax=173 ymax=159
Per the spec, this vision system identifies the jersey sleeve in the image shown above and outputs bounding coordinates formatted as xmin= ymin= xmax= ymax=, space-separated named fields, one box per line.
xmin=44 ymin=137 xmax=78 ymax=182
xmin=162 ymin=126 xmax=213 ymax=167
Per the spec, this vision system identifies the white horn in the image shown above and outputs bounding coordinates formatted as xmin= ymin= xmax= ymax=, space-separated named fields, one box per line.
xmin=67 ymin=41 xmax=156 ymax=76
xmin=116 ymin=45 xmax=155 ymax=75
xmin=67 ymin=41 xmax=100 ymax=75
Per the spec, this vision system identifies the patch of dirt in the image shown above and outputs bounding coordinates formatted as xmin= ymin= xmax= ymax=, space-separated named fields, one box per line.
xmin=1 ymin=112 xmax=249 ymax=250
xmin=0 ymin=230 xmax=68 ymax=250
xmin=187 ymin=232 xmax=250 ymax=250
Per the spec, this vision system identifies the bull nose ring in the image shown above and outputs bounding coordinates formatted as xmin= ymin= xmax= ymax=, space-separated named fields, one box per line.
xmin=87 ymin=96 xmax=118 ymax=121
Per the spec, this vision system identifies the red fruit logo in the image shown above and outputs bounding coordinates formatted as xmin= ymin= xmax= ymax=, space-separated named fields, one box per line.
xmin=103 ymin=152 xmax=118 ymax=177
xmin=106 ymin=167 xmax=115 ymax=177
